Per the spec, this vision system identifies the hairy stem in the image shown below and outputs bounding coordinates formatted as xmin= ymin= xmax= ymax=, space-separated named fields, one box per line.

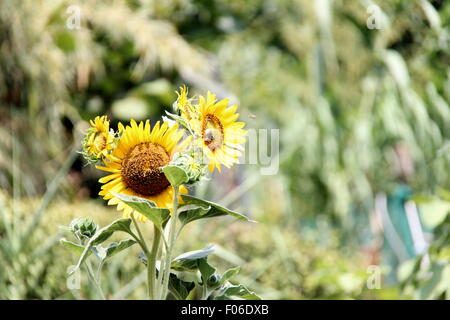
xmin=149 ymin=224 xmax=161 ymax=299
xmin=160 ymin=186 xmax=180 ymax=299
xmin=131 ymin=215 xmax=153 ymax=299
xmin=85 ymin=260 xmax=106 ymax=300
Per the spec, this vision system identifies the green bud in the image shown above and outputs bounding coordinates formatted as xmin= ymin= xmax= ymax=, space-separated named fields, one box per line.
xmin=69 ymin=218 xmax=98 ymax=240
xmin=207 ymin=273 xmax=221 ymax=288
xmin=171 ymin=148 xmax=207 ymax=184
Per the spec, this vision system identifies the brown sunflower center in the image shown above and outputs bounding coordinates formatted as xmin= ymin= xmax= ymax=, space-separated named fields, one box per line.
xmin=202 ymin=114 xmax=224 ymax=151
xmin=121 ymin=142 xmax=171 ymax=196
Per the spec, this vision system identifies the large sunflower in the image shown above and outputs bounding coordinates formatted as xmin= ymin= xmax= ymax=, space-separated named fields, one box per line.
xmin=191 ymin=91 xmax=247 ymax=172
xmin=97 ymin=119 xmax=187 ymax=222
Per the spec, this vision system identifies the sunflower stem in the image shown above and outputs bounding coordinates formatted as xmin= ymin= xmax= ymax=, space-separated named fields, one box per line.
xmin=149 ymin=224 xmax=161 ymax=300
xmin=131 ymin=215 xmax=153 ymax=299
xmin=85 ymin=260 xmax=106 ymax=300
xmin=160 ymin=186 xmax=180 ymax=299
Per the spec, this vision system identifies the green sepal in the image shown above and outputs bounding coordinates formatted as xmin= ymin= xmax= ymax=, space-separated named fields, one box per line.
xmin=162 ymin=165 xmax=189 ymax=187
xmin=165 ymin=110 xmax=194 ymax=135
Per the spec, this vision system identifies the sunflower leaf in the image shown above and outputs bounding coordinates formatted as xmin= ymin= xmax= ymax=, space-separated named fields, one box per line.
xmin=113 ymin=193 xmax=170 ymax=230
xmin=178 ymin=204 xmax=212 ymax=225
xmin=165 ymin=110 xmax=194 ymax=135
xmin=219 ymin=266 xmax=241 ymax=286
xmin=162 ymin=165 xmax=189 ymax=187
xmin=171 ymin=244 xmax=216 ymax=272
xmin=69 ymin=218 xmax=133 ymax=275
xmin=198 ymin=258 xmax=216 ymax=284
xmin=60 ymin=238 xmax=86 ymax=256
xmin=105 ymin=239 xmax=137 ymax=259
xmin=214 ymin=284 xmax=261 ymax=300
xmin=168 ymin=273 xmax=195 ymax=300
xmin=180 ymin=195 xmax=253 ymax=224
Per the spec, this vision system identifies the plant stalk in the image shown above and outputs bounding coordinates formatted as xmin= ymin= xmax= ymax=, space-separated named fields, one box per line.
xmin=159 ymin=186 xmax=180 ymax=299
xmin=149 ymin=224 xmax=161 ymax=299
xmin=131 ymin=215 xmax=153 ymax=299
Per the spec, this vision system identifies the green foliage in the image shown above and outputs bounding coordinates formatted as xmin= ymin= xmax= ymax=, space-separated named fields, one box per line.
xmin=400 ymin=191 xmax=450 ymax=299
xmin=168 ymin=245 xmax=260 ymax=300
xmin=162 ymin=165 xmax=190 ymax=187
xmin=180 ymin=195 xmax=252 ymax=224
xmin=70 ymin=218 xmax=135 ymax=273
xmin=113 ymin=193 xmax=170 ymax=231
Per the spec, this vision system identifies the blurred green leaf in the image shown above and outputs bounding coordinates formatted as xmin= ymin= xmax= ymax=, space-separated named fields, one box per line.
xmin=419 ymin=200 xmax=450 ymax=229
xmin=111 ymin=97 xmax=149 ymax=121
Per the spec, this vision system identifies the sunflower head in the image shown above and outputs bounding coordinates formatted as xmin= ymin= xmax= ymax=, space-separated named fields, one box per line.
xmin=175 ymin=86 xmax=197 ymax=122
xmin=69 ymin=217 xmax=98 ymax=241
xmin=81 ymin=116 xmax=115 ymax=163
xmin=191 ymin=91 xmax=247 ymax=172
xmin=96 ymin=119 xmax=188 ymax=222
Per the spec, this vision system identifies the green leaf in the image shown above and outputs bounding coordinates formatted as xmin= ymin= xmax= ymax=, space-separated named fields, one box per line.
xmin=419 ymin=199 xmax=450 ymax=229
xmin=419 ymin=263 xmax=447 ymax=300
xmin=198 ymin=258 xmax=216 ymax=283
xmin=436 ymin=188 xmax=450 ymax=202
xmin=168 ymin=273 xmax=195 ymax=300
xmin=216 ymin=284 xmax=261 ymax=300
xmin=180 ymin=195 xmax=253 ymax=224
xmin=105 ymin=239 xmax=137 ymax=259
xmin=165 ymin=111 xmax=193 ymax=134
xmin=171 ymin=244 xmax=216 ymax=272
xmin=113 ymin=193 xmax=170 ymax=230
xmin=60 ymin=238 xmax=85 ymax=256
xmin=410 ymin=194 xmax=434 ymax=204
xmin=219 ymin=266 xmax=241 ymax=286
xmin=91 ymin=239 xmax=137 ymax=261
xmin=162 ymin=165 xmax=189 ymax=187
xmin=70 ymin=218 xmax=133 ymax=274
xmin=178 ymin=204 xmax=212 ymax=225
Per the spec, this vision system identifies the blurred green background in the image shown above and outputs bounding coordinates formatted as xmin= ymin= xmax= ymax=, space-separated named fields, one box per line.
xmin=1 ymin=0 xmax=450 ymax=299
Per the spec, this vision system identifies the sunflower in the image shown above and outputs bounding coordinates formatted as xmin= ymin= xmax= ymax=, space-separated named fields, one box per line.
xmin=175 ymin=85 xmax=196 ymax=122
xmin=191 ymin=91 xmax=247 ymax=172
xmin=82 ymin=116 xmax=115 ymax=163
xmin=96 ymin=119 xmax=188 ymax=222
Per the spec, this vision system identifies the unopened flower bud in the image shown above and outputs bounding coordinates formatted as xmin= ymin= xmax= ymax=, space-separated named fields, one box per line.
xmin=171 ymin=149 xmax=207 ymax=184
xmin=69 ymin=218 xmax=98 ymax=240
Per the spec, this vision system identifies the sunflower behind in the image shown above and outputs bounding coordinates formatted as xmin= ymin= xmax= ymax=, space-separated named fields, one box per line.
xmin=191 ymin=91 xmax=247 ymax=172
